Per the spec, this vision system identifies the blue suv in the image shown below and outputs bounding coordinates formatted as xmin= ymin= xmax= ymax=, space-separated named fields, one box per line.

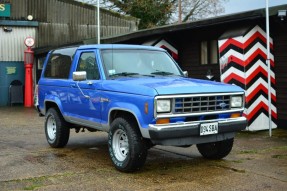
xmin=36 ymin=44 xmax=247 ymax=172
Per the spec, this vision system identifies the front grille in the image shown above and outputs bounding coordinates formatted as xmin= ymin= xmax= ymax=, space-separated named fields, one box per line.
xmin=174 ymin=95 xmax=231 ymax=114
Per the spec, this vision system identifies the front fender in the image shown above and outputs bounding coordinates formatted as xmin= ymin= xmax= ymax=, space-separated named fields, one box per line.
xmin=108 ymin=102 xmax=143 ymax=126
xmin=105 ymin=101 xmax=153 ymax=138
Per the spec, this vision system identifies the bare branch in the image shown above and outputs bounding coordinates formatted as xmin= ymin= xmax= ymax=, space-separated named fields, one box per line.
xmin=77 ymin=0 xmax=228 ymax=28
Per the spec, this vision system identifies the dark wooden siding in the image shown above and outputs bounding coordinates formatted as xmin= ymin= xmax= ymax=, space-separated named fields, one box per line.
xmin=273 ymin=27 xmax=287 ymax=121
xmin=179 ymin=38 xmax=221 ymax=81
xmin=174 ymin=27 xmax=226 ymax=81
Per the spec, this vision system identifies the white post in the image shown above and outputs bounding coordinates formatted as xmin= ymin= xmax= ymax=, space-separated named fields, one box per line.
xmin=265 ymin=0 xmax=272 ymax=137
xmin=97 ymin=0 xmax=100 ymax=44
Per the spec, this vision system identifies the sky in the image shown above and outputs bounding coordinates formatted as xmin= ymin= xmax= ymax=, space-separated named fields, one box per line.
xmin=223 ymin=0 xmax=287 ymax=15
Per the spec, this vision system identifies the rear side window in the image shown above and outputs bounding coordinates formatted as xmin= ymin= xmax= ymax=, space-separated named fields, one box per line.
xmin=44 ymin=47 xmax=77 ymax=79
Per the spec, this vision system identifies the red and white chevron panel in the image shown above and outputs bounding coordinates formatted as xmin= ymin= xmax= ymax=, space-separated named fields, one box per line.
xmin=219 ymin=25 xmax=277 ymax=131
xmin=143 ymin=39 xmax=178 ymax=60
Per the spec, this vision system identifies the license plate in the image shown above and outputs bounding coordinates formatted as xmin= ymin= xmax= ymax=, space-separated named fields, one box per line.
xmin=200 ymin=122 xmax=218 ymax=136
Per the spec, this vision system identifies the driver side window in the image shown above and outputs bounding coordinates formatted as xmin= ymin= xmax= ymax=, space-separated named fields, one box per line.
xmin=77 ymin=52 xmax=100 ymax=80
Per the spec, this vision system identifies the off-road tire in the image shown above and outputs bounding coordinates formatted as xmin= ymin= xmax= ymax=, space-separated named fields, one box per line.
xmin=108 ymin=116 xmax=147 ymax=172
xmin=196 ymin=138 xmax=234 ymax=159
xmin=45 ymin=108 xmax=70 ymax=148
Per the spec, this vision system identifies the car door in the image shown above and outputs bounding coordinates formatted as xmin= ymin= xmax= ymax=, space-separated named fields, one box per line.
xmin=68 ymin=50 xmax=102 ymax=129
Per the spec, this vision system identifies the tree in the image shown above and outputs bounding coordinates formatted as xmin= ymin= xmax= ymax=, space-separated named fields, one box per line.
xmin=109 ymin=0 xmax=174 ymax=29
xmin=78 ymin=0 xmax=227 ymax=28
xmin=79 ymin=0 xmax=174 ymax=29
xmin=176 ymin=0 xmax=228 ymax=23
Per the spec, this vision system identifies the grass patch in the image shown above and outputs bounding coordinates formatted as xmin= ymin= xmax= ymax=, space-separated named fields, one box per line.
xmin=24 ymin=184 xmax=42 ymax=190
xmin=271 ymin=154 xmax=287 ymax=159
xmin=212 ymin=164 xmax=246 ymax=173
xmin=2 ymin=172 xmax=77 ymax=190
xmin=21 ymin=174 xmax=73 ymax=190
xmin=239 ymin=150 xmax=258 ymax=154
xmin=230 ymin=160 xmax=244 ymax=163
xmin=239 ymin=146 xmax=287 ymax=155
xmin=267 ymin=145 xmax=287 ymax=151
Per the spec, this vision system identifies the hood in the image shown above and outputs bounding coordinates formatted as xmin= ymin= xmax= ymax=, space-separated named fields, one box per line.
xmin=101 ymin=77 xmax=244 ymax=96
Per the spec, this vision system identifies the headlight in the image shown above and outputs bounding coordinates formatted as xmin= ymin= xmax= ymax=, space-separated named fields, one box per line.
xmin=231 ymin=96 xmax=243 ymax=108
xmin=156 ymin=99 xmax=171 ymax=113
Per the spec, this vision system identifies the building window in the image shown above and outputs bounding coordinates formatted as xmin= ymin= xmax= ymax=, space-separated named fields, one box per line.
xmin=37 ymin=57 xmax=46 ymax=70
xmin=200 ymin=40 xmax=218 ymax=65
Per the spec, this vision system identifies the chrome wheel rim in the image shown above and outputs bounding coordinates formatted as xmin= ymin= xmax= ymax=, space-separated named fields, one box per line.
xmin=47 ymin=116 xmax=56 ymax=141
xmin=112 ymin=128 xmax=129 ymax=161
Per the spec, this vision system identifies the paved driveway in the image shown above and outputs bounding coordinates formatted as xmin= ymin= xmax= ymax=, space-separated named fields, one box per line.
xmin=0 ymin=107 xmax=286 ymax=190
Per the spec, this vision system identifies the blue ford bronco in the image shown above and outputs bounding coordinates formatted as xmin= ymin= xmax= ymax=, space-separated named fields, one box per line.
xmin=36 ymin=44 xmax=247 ymax=172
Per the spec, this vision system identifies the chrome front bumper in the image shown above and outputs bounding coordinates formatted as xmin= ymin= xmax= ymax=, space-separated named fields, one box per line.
xmin=148 ymin=117 xmax=247 ymax=145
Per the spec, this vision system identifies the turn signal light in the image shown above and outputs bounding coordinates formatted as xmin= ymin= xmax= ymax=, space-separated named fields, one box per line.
xmin=145 ymin=103 xmax=148 ymax=114
xmin=156 ymin=118 xmax=170 ymax=124
xmin=231 ymin=113 xmax=241 ymax=118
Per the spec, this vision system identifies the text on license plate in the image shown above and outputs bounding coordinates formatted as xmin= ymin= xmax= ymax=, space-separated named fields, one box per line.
xmin=200 ymin=122 xmax=218 ymax=136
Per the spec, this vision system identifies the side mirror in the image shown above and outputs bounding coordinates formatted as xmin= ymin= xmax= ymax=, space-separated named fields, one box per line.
xmin=183 ymin=71 xmax=188 ymax=77
xmin=73 ymin=71 xmax=87 ymax=81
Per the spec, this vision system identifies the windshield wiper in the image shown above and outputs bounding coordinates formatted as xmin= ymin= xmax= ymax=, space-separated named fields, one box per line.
xmin=142 ymin=74 xmax=155 ymax=77
xmin=109 ymin=72 xmax=139 ymax=77
xmin=151 ymin=71 xmax=174 ymax=76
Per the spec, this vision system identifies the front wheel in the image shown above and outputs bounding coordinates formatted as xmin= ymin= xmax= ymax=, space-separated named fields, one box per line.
xmin=108 ymin=117 xmax=147 ymax=172
xmin=45 ymin=108 xmax=70 ymax=148
xmin=196 ymin=138 xmax=234 ymax=159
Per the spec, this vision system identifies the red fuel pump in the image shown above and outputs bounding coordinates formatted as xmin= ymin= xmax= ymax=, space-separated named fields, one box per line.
xmin=24 ymin=37 xmax=35 ymax=107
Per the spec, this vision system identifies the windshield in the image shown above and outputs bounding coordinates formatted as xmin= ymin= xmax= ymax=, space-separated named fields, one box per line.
xmin=101 ymin=49 xmax=183 ymax=78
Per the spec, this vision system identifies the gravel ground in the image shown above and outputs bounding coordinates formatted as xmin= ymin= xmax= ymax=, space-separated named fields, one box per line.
xmin=0 ymin=106 xmax=286 ymax=191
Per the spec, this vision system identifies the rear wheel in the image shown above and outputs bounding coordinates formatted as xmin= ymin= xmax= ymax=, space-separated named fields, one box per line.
xmin=196 ymin=138 xmax=234 ymax=159
xmin=108 ymin=117 xmax=147 ymax=172
xmin=45 ymin=108 xmax=70 ymax=148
